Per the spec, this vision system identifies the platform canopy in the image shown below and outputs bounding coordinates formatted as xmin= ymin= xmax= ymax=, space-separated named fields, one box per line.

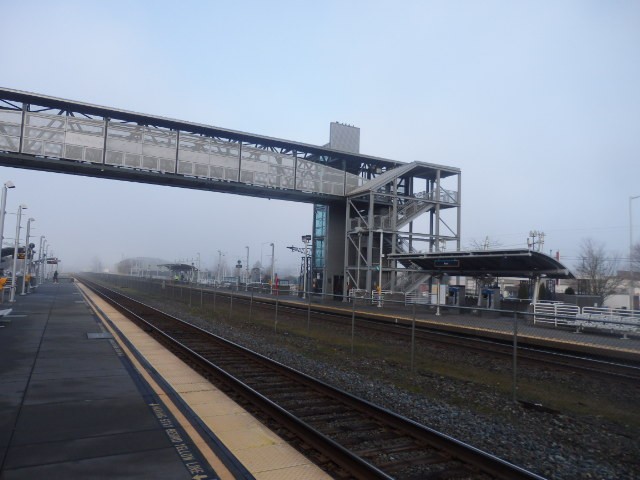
xmin=387 ymin=249 xmax=574 ymax=279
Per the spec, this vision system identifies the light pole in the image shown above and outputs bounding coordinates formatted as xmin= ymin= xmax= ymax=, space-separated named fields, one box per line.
xmin=39 ymin=239 xmax=46 ymax=284
xmin=217 ymin=250 xmax=226 ymax=284
xmin=630 ymin=195 xmax=640 ymax=310
xmin=0 ymin=181 xmax=15 ymax=255
xmin=10 ymin=204 xmax=27 ymax=302
xmin=40 ymin=240 xmax=48 ymax=284
xmin=48 ymin=249 xmax=55 ymax=281
xmin=46 ymin=245 xmax=51 ymax=282
xmin=270 ymin=242 xmax=275 ymax=294
xmin=37 ymin=236 xmax=45 ymax=286
xmin=45 ymin=247 xmax=53 ymax=282
xmin=245 ymin=246 xmax=249 ymax=290
xmin=20 ymin=217 xmax=34 ymax=295
xmin=217 ymin=250 xmax=222 ymax=284
xmin=301 ymin=235 xmax=311 ymax=298
xmin=196 ymin=252 xmax=201 ymax=284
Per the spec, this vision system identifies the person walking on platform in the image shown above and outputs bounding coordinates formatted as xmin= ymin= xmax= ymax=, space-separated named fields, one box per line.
xmin=53 ymin=270 xmax=59 ymax=283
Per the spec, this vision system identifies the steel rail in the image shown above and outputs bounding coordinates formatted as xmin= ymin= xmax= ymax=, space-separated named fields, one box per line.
xmin=80 ymin=276 xmax=545 ymax=480
xmin=165 ymin=281 xmax=640 ymax=379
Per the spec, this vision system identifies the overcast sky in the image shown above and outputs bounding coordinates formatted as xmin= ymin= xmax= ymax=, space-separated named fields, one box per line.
xmin=1 ymin=1 xmax=639 ymax=275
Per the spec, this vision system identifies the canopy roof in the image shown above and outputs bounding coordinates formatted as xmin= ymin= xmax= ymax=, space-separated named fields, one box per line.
xmin=387 ymin=249 xmax=574 ymax=279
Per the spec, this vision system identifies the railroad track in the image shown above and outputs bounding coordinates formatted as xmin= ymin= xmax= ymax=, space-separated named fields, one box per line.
xmin=371 ymin=320 xmax=640 ymax=382
xmin=156 ymin=281 xmax=640 ymax=382
xmin=80 ymin=277 xmax=544 ymax=480
xmin=198 ymin=284 xmax=640 ymax=380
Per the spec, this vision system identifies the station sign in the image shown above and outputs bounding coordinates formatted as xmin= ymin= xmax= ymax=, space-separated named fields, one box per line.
xmin=47 ymin=258 xmax=59 ymax=264
xmin=434 ymin=259 xmax=460 ymax=268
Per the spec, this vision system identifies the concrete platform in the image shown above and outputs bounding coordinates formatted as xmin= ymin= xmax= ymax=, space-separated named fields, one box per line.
xmin=0 ymin=280 xmax=331 ymax=480
xmin=0 ymin=281 xmax=224 ymax=479
xmin=74 ymin=283 xmax=330 ymax=480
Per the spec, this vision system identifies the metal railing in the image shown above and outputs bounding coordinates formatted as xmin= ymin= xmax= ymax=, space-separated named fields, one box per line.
xmin=533 ymin=302 xmax=640 ymax=337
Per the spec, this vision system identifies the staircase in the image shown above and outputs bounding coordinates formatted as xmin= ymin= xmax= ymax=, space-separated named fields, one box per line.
xmin=377 ymin=189 xmax=457 ymax=230
xmin=380 ymin=235 xmax=431 ymax=293
xmin=391 ymin=271 xmax=431 ymax=294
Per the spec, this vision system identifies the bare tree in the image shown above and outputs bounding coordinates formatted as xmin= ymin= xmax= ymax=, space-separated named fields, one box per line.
xmin=575 ymin=238 xmax=622 ymax=302
xmin=115 ymin=258 xmax=133 ymax=274
xmin=466 ymin=236 xmax=503 ymax=250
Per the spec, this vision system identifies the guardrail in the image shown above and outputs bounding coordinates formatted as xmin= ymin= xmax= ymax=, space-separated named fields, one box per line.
xmin=534 ymin=302 xmax=640 ymax=338
xmin=404 ymin=291 xmax=435 ymax=305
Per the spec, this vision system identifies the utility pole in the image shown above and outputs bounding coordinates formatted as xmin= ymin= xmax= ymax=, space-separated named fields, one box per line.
xmin=527 ymin=231 xmax=545 ymax=252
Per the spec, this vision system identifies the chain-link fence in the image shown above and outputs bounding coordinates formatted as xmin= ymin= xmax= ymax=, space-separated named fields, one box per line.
xmin=86 ymin=273 xmax=640 ymax=425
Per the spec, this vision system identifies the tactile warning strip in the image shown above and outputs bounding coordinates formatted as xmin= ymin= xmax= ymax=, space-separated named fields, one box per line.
xmin=78 ymin=283 xmax=331 ymax=480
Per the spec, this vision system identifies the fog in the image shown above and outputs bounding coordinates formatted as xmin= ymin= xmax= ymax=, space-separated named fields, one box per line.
xmin=1 ymin=1 xmax=639 ymax=274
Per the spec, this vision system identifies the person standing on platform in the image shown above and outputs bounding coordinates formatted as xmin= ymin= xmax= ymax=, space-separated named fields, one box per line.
xmin=53 ymin=270 xmax=59 ymax=283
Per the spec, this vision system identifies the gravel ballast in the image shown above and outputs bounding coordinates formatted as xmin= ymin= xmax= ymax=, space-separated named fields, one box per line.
xmin=121 ymin=290 xmax=640 ymax=480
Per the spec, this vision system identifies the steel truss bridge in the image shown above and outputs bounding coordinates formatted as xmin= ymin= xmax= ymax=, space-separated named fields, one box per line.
xmin=0 ymin=87 xmax=461 ymax=296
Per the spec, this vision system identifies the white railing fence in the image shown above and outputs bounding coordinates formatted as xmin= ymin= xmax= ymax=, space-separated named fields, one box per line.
xmin=533 ymin=302 xmax=640 ymax=338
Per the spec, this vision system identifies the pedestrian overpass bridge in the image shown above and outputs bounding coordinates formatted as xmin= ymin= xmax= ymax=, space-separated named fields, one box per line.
xmin=0 ymin=87 xmax=439 ymax=203
xmin=0 ymin=87 xmax=461 ymax=296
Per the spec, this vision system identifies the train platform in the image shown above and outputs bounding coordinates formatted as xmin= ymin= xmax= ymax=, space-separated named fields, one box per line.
xmin=111 ymin=276 xmax=640 ymax=360
xmin=296 ymin=296 xmax=640 ymax=360
xmin=0 ymin=281 xmax=330 ymax=480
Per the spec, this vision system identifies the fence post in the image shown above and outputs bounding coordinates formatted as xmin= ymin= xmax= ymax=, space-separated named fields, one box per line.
xmin=307 ymin=292 xmax=311 ymax=332
xmin=274 ymin=296 xmax=279 ymax=333
xmin=512 ymin=310 xmax=518 ymax=403
xmin=229 ymin=290 xmax=234 ymax=319
xmin=189 ymin=284 xmax=192 ymax=307
xmin=249 ymin=288 xmax=254 ymax=322
xmin=351 ymin=295 xmax=356 ymax=354
xmin=411 ymin=301 xmax=416 ymax=372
